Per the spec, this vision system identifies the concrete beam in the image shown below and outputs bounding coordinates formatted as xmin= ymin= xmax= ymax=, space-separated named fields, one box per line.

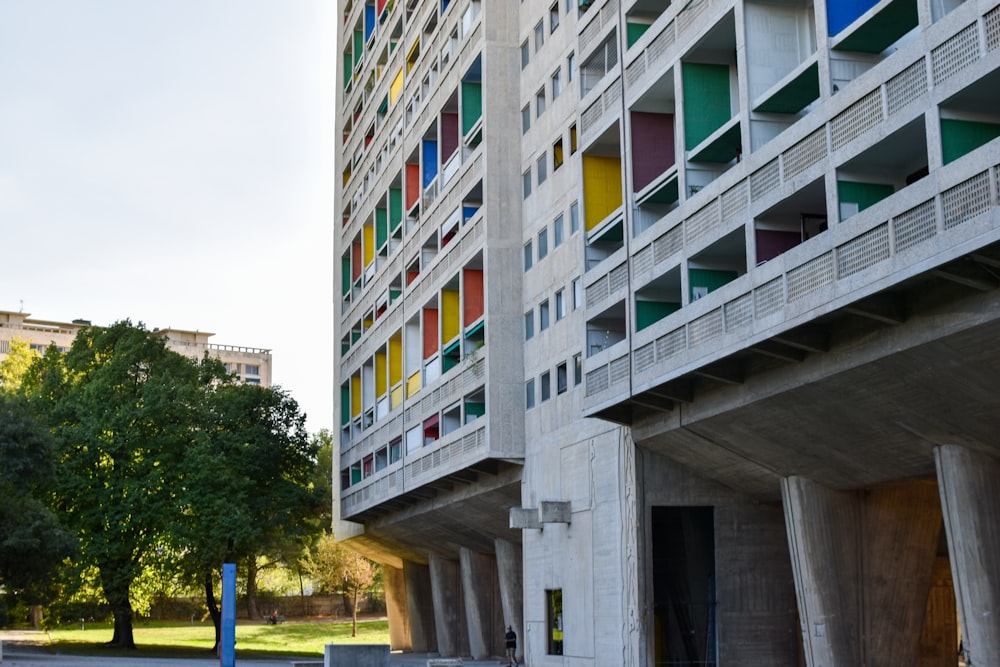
xmin=402 ymin=561 xmax=436 ymax=653
xmin=459 ymin=547 xmax=498 ymax=659
xmin=782 ymin=477 xmax=941 ymax=666
xmin=429 ymin=555 xmax=467 ymax=658
xmin=935 ymin=445 xmax=1000 ymax=667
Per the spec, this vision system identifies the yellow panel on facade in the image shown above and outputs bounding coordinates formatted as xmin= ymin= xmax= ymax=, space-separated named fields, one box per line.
xmin=441 ymin=289 xmax=460 ymax=343
xmin=363 ymin=224 xmax=375 ymax=265
xmin=583 ymin=155 xmax=623 ymax=230
xmin=389 ymin=336 xmax=403 ymax=385
xmin=391 ymin=385 xmax=404 ymax=409
xmin=406 ymin=370 xmax=421 ymax=398
xmin=351 ymin=374 xmax=362 ymax=417
xmin=375 ymin=352 xmax=387 ymax=396
xmin=390 ymin=68 xmax=403 ymax=104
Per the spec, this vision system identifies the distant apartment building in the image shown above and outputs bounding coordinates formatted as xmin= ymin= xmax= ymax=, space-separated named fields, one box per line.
xmin=0 ymin=310 xmax=271 ymax=386
xmin=335 ymin=0 xmax=1000 ymax=665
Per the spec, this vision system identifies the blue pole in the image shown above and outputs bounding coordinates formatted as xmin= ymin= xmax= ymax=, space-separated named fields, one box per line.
xmin=221 ymin=563 xmax=236 ymax=667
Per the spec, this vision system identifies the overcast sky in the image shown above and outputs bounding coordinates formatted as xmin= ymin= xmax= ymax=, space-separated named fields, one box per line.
xmin=0 ymin=1 xmax=336 ymax=432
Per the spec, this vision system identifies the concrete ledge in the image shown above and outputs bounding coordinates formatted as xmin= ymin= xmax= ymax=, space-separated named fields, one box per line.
xmin=290 ymin=661 xmax=323 ymax=667
xmin=323 ymin=643 xmax=390 ymax=667
xmin=427 ymin=659 xmax=464 ymax=667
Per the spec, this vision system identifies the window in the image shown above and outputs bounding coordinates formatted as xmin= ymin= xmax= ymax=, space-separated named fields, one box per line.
xmin=522 ymin=105 xmax=531 ymax=134
xmin=547 ymin=589 xmax=563 ymax=655
xmin=567 ymin=52 xmax=576 ymax=82
xmin=551 ymin=67 xmax=562 ymax=99
xmin=569 ymin=200 xmax=580 ymax=233
xmin=550 ymin=4 xmax=560 ymax=32
xmin=537 ymin=153 xmax=548 ymax=185
xmin=557 ymin=362 xmax=568 ymax=394
xmin=553 ymin=137 xmax=564 ymax=170
xmin=553 ymin=213 xmax=564 ymax=246
xmin=539 ymin=299 xmax=550 ymax=331
xmin=569 ymin=123 xmax=578 ymax=154
xmin=523 ymin=168 xmax=532 ymax=198
xmin=573 ymin=353 xmax=582 ymax=385
xmin=572 ymin=277 xmax=583 ymax=309
xmin=524 ymin=241 xmax=533 ymax=270
xmin=540 ymin=370 xmax=551 ymax=401
xmin=526 ymin=378 xmax=536 ymax=409
xmin=534 ymin=21 xmax=544 ymax=51
xmin=536 ymin=87 xmax=546 ymax=117
xmin=555 ymin=289 xmax=565 ymax=320
xmin=538 ymin=228 xmax=549 ymax=259
xmin=525 ymin=310 xmax=534 ymax=340
xmin=521 ymin=40 xmax=530 ymax=69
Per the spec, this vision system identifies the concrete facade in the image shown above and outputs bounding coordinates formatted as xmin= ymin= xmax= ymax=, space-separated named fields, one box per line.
xmin=0 ymin=310 xmax=272 ymax=385
xmin=335 ymin=0 xmax=1000 ymax=665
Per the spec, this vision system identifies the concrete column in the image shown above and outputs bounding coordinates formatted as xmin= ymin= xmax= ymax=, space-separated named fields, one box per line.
xmin=403 ymin=561 xmax=436 ymax=653
xmin=782 ymin=476 xmax=941 ymax=667
xmin=495 ymin=537 xmax=523 ymax=660
xmin=935 ymin=445 xmax=1000 ymax=667
xmin=383 ymin=564 xmax=411 ymax=651
xmin=460 ymin=547 xmax=500 ymax=659
xmin=429 ymin=554 xmax=467 ymax=657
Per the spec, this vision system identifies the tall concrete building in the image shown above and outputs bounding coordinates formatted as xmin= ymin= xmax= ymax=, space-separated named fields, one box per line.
xmin=0 ymin=310 xmax=272 ymax=385
xmin=334 ymin=0 xmax=1000 ymax=665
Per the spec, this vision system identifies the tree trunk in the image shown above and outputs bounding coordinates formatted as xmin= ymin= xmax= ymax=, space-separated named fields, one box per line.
xmin=246 ymin=556 xmax=260 ymax=620
xmin=30 ymin=605 xmax=42 ymax=629
xmin=352 ymin=586 xmax=359 ymax=637
xmin=102 ymin=574 xmax=136 ymax=649
xmin=204 ymin=569 xmax=221 ymax=653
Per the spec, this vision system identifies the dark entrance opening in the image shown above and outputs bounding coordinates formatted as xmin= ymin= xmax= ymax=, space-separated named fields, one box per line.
xmin=652 ymin=506 xmax=716 ymax=666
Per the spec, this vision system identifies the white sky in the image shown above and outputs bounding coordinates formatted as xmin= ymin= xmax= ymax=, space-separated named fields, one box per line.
xmin=0 ymin=1 xmax=337 ymax=432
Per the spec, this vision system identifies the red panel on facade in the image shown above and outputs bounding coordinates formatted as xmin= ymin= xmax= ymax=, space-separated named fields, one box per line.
xmin=441 ymin=112 xmax=460 ymax=161
xmin=631 ymin=111 xmax=675 ymax=192
xmin=406 ymin=163 xmax=420 ymax=209
xmin=351 ymin=242 xmax=362 ymax=280
xmin=463 ymin=269 xmax=484 ymax=327
xmin=423 ymin=308 xmax=438 ymax=359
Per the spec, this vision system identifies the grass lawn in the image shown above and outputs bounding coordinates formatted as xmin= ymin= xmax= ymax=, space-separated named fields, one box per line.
xmin=34 ymin=617 xmax=389 ymax=659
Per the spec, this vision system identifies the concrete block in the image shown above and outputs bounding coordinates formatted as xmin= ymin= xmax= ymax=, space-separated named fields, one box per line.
xmin=539 ymin=500 xmax=571 ymax=523
xmin=509 ymin=507 xmax=540 ymax=529
xmin=427 ymin=659 xmax=464 ymax=667
xmin=323 ymin=643 xmax=390 ymax=667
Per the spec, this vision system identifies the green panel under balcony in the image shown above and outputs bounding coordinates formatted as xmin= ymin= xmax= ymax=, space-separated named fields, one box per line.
xmin=389 ymin=187 xmax=403 ymax=231
xmin=461 ymin=81 xmax=482 ymax=136
xmin=689 ymin=268 xmax=738 ymax=300
xmin=627 ymin=22 xmax=651 ymax=48
xmin=833 ymin=0 xmax=918 ymax=53
xmin=342 ymin=257 xmax=352 ymax=296
xmin=636 ymin=300 xmax=680 ymax=331
xmin=683 ymin=62 xmax=732 ymax=150
xmin=341 ymin=385 xmax=350 ymax=426
xmin=941 ymin=118 xmax=1000 ymax=165
xmin=688 ymin=118 xmax=742 ymax=163
xmin=838 ymin=180 xmax=895 ymax=212
xmin=753 ymin=61 xmax=820 ymax=114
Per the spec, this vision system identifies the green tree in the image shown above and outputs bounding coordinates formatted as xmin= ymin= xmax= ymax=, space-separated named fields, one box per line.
xmin=0 ymin=337 xmax=40 ymax=393
xmin=0 ymin=394 xmax=74 ymax=610
xmin=174 ymin=381 xmax=320 ymax=649
xmin=34 ymin=321 xmax=203 ymax=648
xmin=301 ymin=532 xmax=378 ymax=637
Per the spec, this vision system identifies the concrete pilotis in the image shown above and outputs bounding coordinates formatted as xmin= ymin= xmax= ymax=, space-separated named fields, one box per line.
xmin=459 ymin=547 xmax=499 ymax=659
xmin=429 ymin=555 xmax=466 ymax=658
xmin=494 ymin=537 xmax=523 ymax=661
xmin=935 ymin=445 xmax=1000 ymax=667
xmin=383 ymin=564 xmax=411 ymax=651
xmin=403 ymin=561 xmax=436 ymax=653
xmin=782 ymin=476 xmax=942 ymax=666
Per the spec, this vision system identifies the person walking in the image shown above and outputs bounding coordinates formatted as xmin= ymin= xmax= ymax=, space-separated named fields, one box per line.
xmin=505 ymin=625 xmax=518 ymax=666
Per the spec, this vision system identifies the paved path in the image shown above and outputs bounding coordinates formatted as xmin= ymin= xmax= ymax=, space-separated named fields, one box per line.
xmin=0 ymin=635 xmax=512 ymax=667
